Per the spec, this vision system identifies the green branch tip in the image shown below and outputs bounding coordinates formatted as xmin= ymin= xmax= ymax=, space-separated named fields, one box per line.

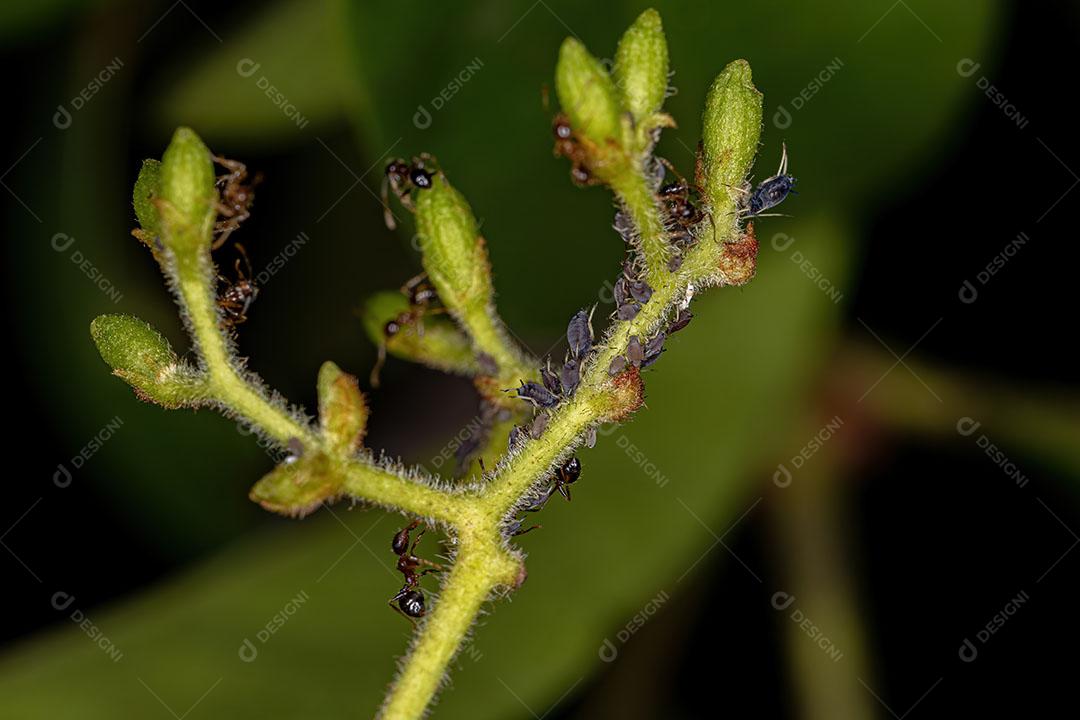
xmin=158 ymin=126 xmax=216 ymax=256
xmin=414 ymin=175 xmax=491 ymax=315
xmin=614 ymin=8 xmax=669 ymax=126
xmin=250 ymin=451 xmax=341 ymax=519
xmin=318 ymin=361 xmax=368 ymax=455
xmin=90 ymin=314 xmax=206 ymax=408
xmin=555 ymin=37 xmax=622 ymax=146
xmin=702 ymin=59 xmax=764 ymax=216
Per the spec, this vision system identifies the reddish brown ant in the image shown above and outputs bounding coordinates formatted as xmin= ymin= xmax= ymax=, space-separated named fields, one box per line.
xmin=217 ymin=243 xmax=258 ymax=326
xmin=211 ymin=155 xmax=261 ymax=250
xmin=388 ymin=520 xmax=444 ymax=625
xmin=552 ymin=113 xmax=599 ymax=187
xmin=381 ymin=155 xmax=437 ymax=230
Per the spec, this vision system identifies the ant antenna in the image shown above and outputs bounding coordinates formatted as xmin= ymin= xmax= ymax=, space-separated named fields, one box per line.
xmin=777 ymin=142 xmax=789 ymax=177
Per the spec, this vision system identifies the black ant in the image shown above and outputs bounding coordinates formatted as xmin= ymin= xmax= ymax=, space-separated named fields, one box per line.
xmin=553 ymin=457 xmax=582 ymax=500
xmin=217 ymin=243 xmax=258 ymax=326
xmin=370 ymin=273 xmax=443 ymax=387
xmin=656 ymin=158 xmax=704 ymax=229
xmin=381 ymin=155 xmax=436 ymax=230
xmin=388 ymin=520 xmax=444 ymax=625
xmin=211 ymin=155 xmax=261 ymax=250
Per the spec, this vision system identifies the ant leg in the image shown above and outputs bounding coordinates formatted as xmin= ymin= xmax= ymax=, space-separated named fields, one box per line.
xmin=657 ymin=157 xmax=689 ymax=187
xmin=381 ymin=174 xmax=397 ymax=231
xmin=400 ymin=272 xmax=429 ymax=296
xmin=513 ymin=524 xmax=542 ymax=537
xmin=234 ymin=243 xmax=253 ymax=279
xmin=370 ymin=344 xmax=387 ymax=388
xmin=387 ymin=590 xmax=418 ymax=628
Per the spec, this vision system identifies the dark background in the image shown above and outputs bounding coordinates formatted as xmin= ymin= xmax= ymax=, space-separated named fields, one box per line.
xmin=2 ymin=1 xmax=1077 ymax=718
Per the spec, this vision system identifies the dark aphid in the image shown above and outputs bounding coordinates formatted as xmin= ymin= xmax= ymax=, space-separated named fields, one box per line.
xmin=530 ymin=412 xmax=550 ymax=439
xmin=628 ymin=279 xmax=653 ymax=304
xmin=616 ymin=303 xmax=640 ymax=321
xmin=553 ymin=457 xmax=582 ymax=501
xmin=743 ymin=143 xmax=797 ymax=217
xmin=566 ymin=308 xmax=594 ymax=359
xmin=476 ymin=352 xmax=499 ymax=376
xmin=645 ymin=156 xmax=666 ymax=189
xmin=642 ymin=334 xmax=665 ymax=368
xmin=609 ymin=355 xmax=628 ymax=376
xmin=513 ymin=380 xmax=559 ymax=408
xmin=382 ymin=155 xmax=437 ymax=230
xmin=505 ymin=485 xmax=555 ymax=537
xmin=626 ymin=336 xmax=645 ymax=367
xmin=211 ymin=155 xmax=262 ymax=250
xmin=668 ymin=308 xmax=693 ymax=334
xmin=613 ymin=210 xmax=635 ymax=243
xmin=614 ymin=276 xmax=631 ymax=306
xmin=541 ymin=363 xmax=562 ymax=396
xmin=388 ymin=520 xmax=443 ymax=626
xmin=508 ymin=424 xmax=525 ymax=450
xmin=559 ymin=357 xmax=581 ymax=396
xmin=217 ymin=243 xmax=259 ymax=327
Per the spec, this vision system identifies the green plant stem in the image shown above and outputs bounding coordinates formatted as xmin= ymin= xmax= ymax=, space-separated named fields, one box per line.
xmin=380 ymin=529 xmax=518 ymax=720
xmin=610 ymin=169 xmax=671 ymax=289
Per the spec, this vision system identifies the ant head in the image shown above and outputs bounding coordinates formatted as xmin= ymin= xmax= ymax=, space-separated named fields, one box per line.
xmin=562 ymin=457 xmax=581 ymax=483
xmin=571 ymin=165 xmax=591 ymax=186
xmin=399 ymin=590 xmax=426 ymax=618
xmin=409 ymin=166 xmax=434 ymax=189
xmin=391 ymin=526 xmax=411 ymax=555
xmin=552 ymin=113 xmax=573 ymax=139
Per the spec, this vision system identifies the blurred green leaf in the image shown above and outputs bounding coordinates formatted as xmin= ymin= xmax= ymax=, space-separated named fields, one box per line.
xmin=152 ymin=0 xmax=357 ymax=143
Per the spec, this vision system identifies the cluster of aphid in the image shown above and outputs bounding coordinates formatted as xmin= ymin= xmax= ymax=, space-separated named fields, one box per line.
xmin=376 ymin=134 xmax=797 ymax=623
xmin=211 ymin=155 xmax=261 ymax=328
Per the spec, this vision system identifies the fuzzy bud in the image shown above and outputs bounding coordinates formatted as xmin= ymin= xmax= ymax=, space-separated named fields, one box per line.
xmin=701 ymin=60 xmax=763 ymax=215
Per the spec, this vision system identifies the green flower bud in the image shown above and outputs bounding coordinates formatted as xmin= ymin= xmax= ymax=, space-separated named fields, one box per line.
xmin=701 ymin=60 xmax=763 ymax=215
xmin=414 ymin=175 xmax=493 ymax=316
xmin=249 ymin=452 xmax=340 ymax=518
xmin=91 ymin=314 xmax=205 ymax=408
xmin=158 ymin=127 xmax=216 ymax=255
xmin=361 ymin=291 xmax=479 ymax=376
xmin=555 ymin=37 xmax=622 ymax=146
xmin=613 ymin=9 xmax=669 ymax=125
xmin=317 ymin=361 xmax=368 ymax=455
